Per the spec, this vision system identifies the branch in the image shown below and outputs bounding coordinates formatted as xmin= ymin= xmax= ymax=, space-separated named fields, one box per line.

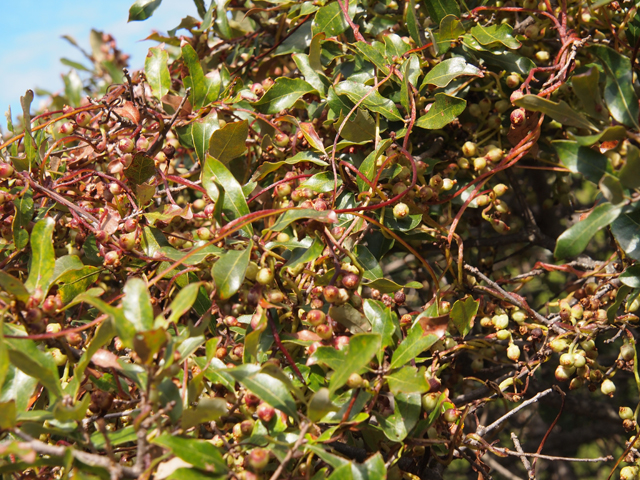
xmin=268 ymin=422 xmax=309 ymax=480
xmin=13 ymin=428 xmax=139 ymax=478
xmin=511 ymin=432 xmax=535 ymax=480
xmin=477 ymin=388 xmax=554 ymax=437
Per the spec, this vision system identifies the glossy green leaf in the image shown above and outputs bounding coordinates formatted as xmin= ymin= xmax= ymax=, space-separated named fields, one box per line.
xmin=620 ymin=144 xmax=640 ymax=189
xmin=555 ymin=202 xmax=623 ymax=259
xmin=168 ymin=282 xmax=202 ymax=324
xmin=0 ymin=322 xmax=8 ymax=392
xmin=0 ymin=401 xmax=16 ymax=430
xmin=376 ymin=392 xmax=421 ymax=442
xmin=386 ymin=366 xmax=429 ymax=395
xmin=284 ymin=236 xmax=323 ymax=270
xmin=182 ymin=43 xmax=220 ymax=109
xmin=384 ymin=34 xmax=410 ymax=59
xmin=182 ymin=397 xmax=228 ymax=429
xmin=0 ymin=271 xmax=29 ymax=302
xmin=57 ymin=266 xmax=101 ymax=304
xmin=422 ymin=58 xmax=481 ymax=89
xmin=25 ymin=218 xmax=55 ymax=294
xmin=514 ymin=95 xmax=596 ymax=131
xmin=301 ymin=172 xmax=342 ymax=193
xmin=329 ymin=304 xmax=371 ymax=334
xmin=124 ymin=153 xmax=155 ymax=185
xmin=312 ymin=1 xmax=349 ymax=37
xmin=570 ymin=126 xmax=627 ymax=147
xmin=612 ymin=207 xmax=640 ymax=261
xmin=353 ymin=41 xmax=390 ymax=76
xmin=292 ymin=53 xmax=329 ymax=96
xmin=226 ymin=364 xmax=298 ymax=420
xmin=390 ymin=323 xmax=441 ymax=369
xmin=212 ymin=241 xmax=252 ymax=300
xmin=450 ymin=296 xmax=479 ymax=337
xmin=416 ymin=93 xmax=466 ymax=129
xmin=406 ymin=0 xmax=422 ymax=46
xmin=329 ymin=333 xmax=380 ymax=394
xmin=91 ymin=425 xmax=136 ymax=449
xmin=152 ymin=433 xmax=227 ymax=473
xmin=599 ymin=174 xmax=625 ymax=205
xmin=363 ymin=278 xmax=422 ymax=294
xmin=269 ymin=208 xmax=337 ymax=232
xmin=472 ymin=48 xmax=535 ymax=75
xmin=128 ymin=0 xmax=162 ymax=21
xmin=12 ymin=191 xmax=33 ymax=250
xmin=334 ymin=81 xmax=403 ymax=122
xmin=620 ymin=265 xmax=640 ymax=289
xmin=307 ymin=388 xmax=338 ymax=422
xmin=424 ymin=0 xmax=460 ymax=25
xmin=552 ymin=140 xmax=608 ymax=184
xmin=123 ymin=278 xmax=154 ymax=332
xmin=571 ymin=67 xmax=608 ymax=121
xmin=0 ymin=365 xmax=38 ymax=412
xmin=434 ymin=15 xmax=464 ymax=53
xmin=251 ymin=151 xmax=327 ymax=181
xmin=209 ymin=120 xmax=248 ymax=164
xmin=253 ymin=78 xmax=315 ymax=114
xmin=356 ymin=139 xmax=392 ymax=193
xmin=401 ymin=54 xmax=421 ymax=112
xmin=355 ymin=245 xmax=383 ymax=281
xmin=144 ymin=46 xmax=171 ymax=100
xmin=187 ymin=111 xmax=219 ymax=163
xmin=589 ymin=45 xmax=640 ymax=129
xmin=471 ymin=24 xmax=520 ymax=49
xmin=202 ymin=154 xmax=252 ymax=233
xmin=3 ymin=323 xmax=63 ymax=400
xmin=363 ymin=299 xmax=395 ymax=353
xmin=299 ymin=122 xmax=327 ymax=154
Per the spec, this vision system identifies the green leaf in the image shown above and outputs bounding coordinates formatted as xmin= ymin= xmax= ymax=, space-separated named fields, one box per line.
xmin=329 ymin=304 xmax=371 ymax=334
xmin=416 ymin=93 xmax=466 ymax=129
xmin=25 ymin=218 xmax=55 ymax=295
xmin=292 ymin=53 xmax=329 ymax=96
xmin=0 ymin=365 xmax=38 ymax=412
xmin=0 ymin=322 xmax=9 ymax=392
xmin=589 ymin=45 xmax=640 ymax=129
xmin=424 ymin=0 xmax=460 ymax=25
xmin=356 ymin=139 xmax=393 ymax=193
xmin=188 ymin=111 xmax=220 ymax=163
xmin=202 ymin=154 xmax=252 ymax=233
xmin=334 ymin=81 xmax=403 ymax=122
xmin=570 ymin=126 xmax=627 ymax=147
xmin=284 ymin=236 xmax=323 ymax=270
xmin=612 ymin=207 xmax=640 ymax=261
xmin=12 ymin=191 xmax=33 ymax=250
xmin=434 ymin=15 xmax=464 ymax=53
xmin=253 ymin=78 xmax=315 ymax=114
xmin=355 ymin=246 xmax=383 ymax=280
xmin=390 ymin=323 xmax=441 ymax=369
xmin=91 ymin=425 xmax=136 ymax=449
xmin=386 ymin=366 xmax=429 ymax=395
xmin=471 ymin=47 xmax=535 ymax=75
xmin=406 ymin=0 xmax=422 ymax=46
xmin=571 ymin=67 xmax=608 ymax=121
xmin=226 ymin=364 xmax=299 ymax=420
xmin=329 ymin=333 xmax=380 ymax=394
xmin=0 ymin=401 xmax=16 ymax=430
xmin=251 ymin=151 xmax=327 ymax=181
xmin=301 ymin=172 xmax=342 ymax=193
xmin=514 ymin=95 xmax=596 ymax=131
xmin=384 ymin=34 xmax=410 ymax=59
xmin=450 ymin=296 xmax=478 ymax=337
xmin=209 ymin=120 xmax=248 ymax=164
xmin=363 ymin=299 xmax=395 ymax=353
xmin=299 ymin=122 xmax=327 ymax=154
xmin=3 ymin=324 xmax=63 ymax=401
xmin=555 ymin=202 xmax=623 ymax=259
xmin=181 ymin=398 xmax=228 ymax=429
xmin=128 ymin=0 xmax=162 ymax=21
xmin=312 ymin=1 xmax=349 ymax=37
xmin=124 ymin=153 xmax=155 ymax=185
xmin=422 ymin=57 xmax=481 ymax=89
xmin=599 ymin=174 xmax=625 ymax=205
xmin=144 ymin=46 xmax=171 ymax=101
xmin=57 ymin=266 xmax=101 ymax=304
xmin=620 ymin=265 xmax=640 ymax=289
xmin=353 ymin=41 xmax=390 ymax=76
xmin=182 ymin=43 xmax=220 ymax=109
xmin=375 ymin=392 xmax=421 ymax=442
xmin=363 ymin=278 xmax=422 ymax=294
xmin=269 ymin=208 xmax=337 ymax=232
xmin=620 ymin=144 xmax=640 ymax=189
xmin=0 ymin=272 xmax=29 ymax=302
xmin=152 ymin=433 xmax=227 ymax=473
xmin=308 ymin=388 xmax=338 ymax=422
xmin=552 ymin=140 xmax=608 ymax=184
xmin=471 ymin=24 xmax=520 ymax=49
xmin=212 ymin=241 xmax=252 ymax=300
xmin=123 ymin=278 xmax=154 ymax=332
xmin=168 ymin=282 xmax=202 ymax=324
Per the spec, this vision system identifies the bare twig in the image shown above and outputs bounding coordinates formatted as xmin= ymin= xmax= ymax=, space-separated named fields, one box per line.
xmin=511 ymin=432 xmax=535 ymax=480
xmin=269 ymin=422 xmax=310 ymax=480
xmin=477 ymin=388 xmax=554 ymax=437
xmin=482 ymin=454 xmax=522 ymax=480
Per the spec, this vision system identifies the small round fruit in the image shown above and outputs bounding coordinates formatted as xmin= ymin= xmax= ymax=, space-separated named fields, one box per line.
xmin=257 ymin=403 xmax=275 ymax=422
xmin=393 ymin=202 xmax=409 ymax=219
xmin=0 ymin=163 xmax=14 ymax=179
xmin=601 ymin=379 xmax=616 ymax=396
xmin=316 ymin=323 xmax=333 ymax=340
xmin=462 ymin=141 xmax=477 ymax=157
xmin=422 ymin=393 xmax=439 ymax=412
xmin=473 ymin=157 xmax=487 ymax=171
xmin=507 ymin=344 xmax=520 ymax=361
xmin=620 ymin=406 xmax=634 ymax=420
xmin=443 ymin=408 xmax=461 ymax=423
xmin=559 ymin=353 xmax=575 ymax=367
xmin=555 ymin=365 xmax=574 ymax=382
xmin=307 ymin=309 xmax=326 ymax=326
xmin=342 ymin=273 xmax=360 ymax=289
xmin=323 ymin=285 xmax=340 ymax=303
xmin=248 ymin=448 xmax=269 ymax=471
xmin=505 ymin=74 xmax=520 ymax=89
xmin=620 ymin=344 xmax=635 ymax=361
xmin=256 ymin=267 xmax=274 ymax=285
xmin=346 ymin=372 xmax=363 ymax=389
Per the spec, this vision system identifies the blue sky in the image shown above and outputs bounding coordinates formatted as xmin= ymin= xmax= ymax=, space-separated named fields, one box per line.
xmin=0 ymin=0 xmax=199 ymax=129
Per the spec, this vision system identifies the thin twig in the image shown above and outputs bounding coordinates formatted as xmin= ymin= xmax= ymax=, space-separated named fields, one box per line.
xmin=477 ymin=388 xmax=554 ymax=437
xmin=268 ymin=422 xmax=310 ymax=480
xmin=511 ymin=432 xmax=534 ymax=480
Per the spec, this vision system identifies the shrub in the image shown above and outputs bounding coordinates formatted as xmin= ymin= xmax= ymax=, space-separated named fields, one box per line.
xmin=1 ymin=0 xmax=640 ymax=479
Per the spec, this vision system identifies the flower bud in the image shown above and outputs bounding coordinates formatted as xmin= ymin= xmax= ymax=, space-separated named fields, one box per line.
xmin=510 ymin=108 xmax=526 ymax=125
xmin=507 ymin=344 xmax=520 ymax=361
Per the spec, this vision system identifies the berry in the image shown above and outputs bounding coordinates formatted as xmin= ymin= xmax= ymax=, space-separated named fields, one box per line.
xmin=346 ymin=372 xmax=363 ymax=389
xmin=118 ymin=138 xmax=135 ymax=153
xmin=76 ymin=111 xmax=92 ymax=127
xmin=443 ymin=408 xmax=461 ymax=423
xmin=248 ymin=448 xmax=269 ymax=471
xmin=507 ymin=344 xmax=521 ymax=361
xmin=468 ymin=104 xmax=483 ymax=118
xmin=601 ymin=379 xmax=616 ymax=396
xmin=58 ymin=122 xmax=75 ymax=135
xmin=559 ymin=353 xmax=574 ymax=367
xmin=0 ymin=163 xmax=14 ymax=179
xmin=422 ymin=393 xmax=439 ymax=411
xmin=341 ymin=273 xmax=359 ymax=289
xmin=505 ymin=74 xmax=520 ymax=89
xmin=555 ymin=365 xmax=574 ymax=382
xmin=257 ymin=403 xmax=275 ymax=422
xmin=621 ymin=344 xmax=635 ymax=361
xmin=323 ymin=285 xmax=339 ymax=303
xmin=620 ymin=406 xmax=634 ymax=420
xmin=510 ymin=108 xmax=526 ymax=125
xmin=316 ymin=323 xmax=333 ymax=340
xmin=307 ymin=309 xmax=326 ymax=326
xmin=473 ymin=157 xmax=487 ymax=171
xmin=393 ymin=202 xmax=409 ymax=219
xmin=256 ymin=267 xmax=274 ymax=285
xmin=274 ymin=133 xmax=290 ymax=147
xmin=462 ymin=141 xmax=477 ymax=157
